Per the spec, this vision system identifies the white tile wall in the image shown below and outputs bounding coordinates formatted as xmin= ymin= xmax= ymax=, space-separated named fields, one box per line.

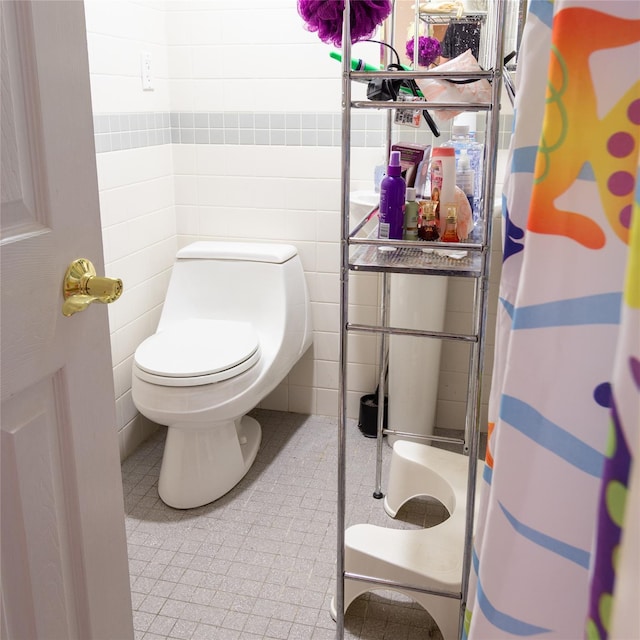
xmin=94 ymin=145 xmax=177 ymax=458
xmin=85 ymin=0 xmax=170 ymax=112
xmin=85 ymin=0 xmax=509 ymax=459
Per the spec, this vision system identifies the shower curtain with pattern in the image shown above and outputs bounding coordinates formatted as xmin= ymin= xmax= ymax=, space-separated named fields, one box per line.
xmin=464 ymin=1 xmax=640 ymax=638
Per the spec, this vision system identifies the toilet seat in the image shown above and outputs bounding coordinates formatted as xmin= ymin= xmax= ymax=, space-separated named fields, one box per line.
xmin=134 ymin=318 xmax=260 ymax=387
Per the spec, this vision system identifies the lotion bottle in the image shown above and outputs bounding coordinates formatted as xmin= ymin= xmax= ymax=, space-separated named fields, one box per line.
xmin=429 ymin=146 xmax=456 ymax=232
xmin=378 ymin=151 xmax=406 ymax=240
xmin=403 ymin=187 xmax=419 ymax=240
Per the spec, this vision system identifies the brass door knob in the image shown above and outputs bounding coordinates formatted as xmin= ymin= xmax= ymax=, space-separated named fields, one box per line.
xmin=62 ymin=258 xmax=123 ymax=317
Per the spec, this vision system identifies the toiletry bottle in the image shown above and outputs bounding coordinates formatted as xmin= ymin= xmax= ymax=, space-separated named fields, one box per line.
xmin=456 ymin=149 xmax=475 ymax=212
xmin=414 ymin=151 xmax=432 ymax=199
xmin=441 ymin=204 xmax=459 ymax=242
xmin=378 ymin=150 xmax=406 ymax=240
xmin=373 ymin=149 xmax=387 ymax=193
xmin=418 ymin=200 xmax=439 ymax=241
xmin=429 ymin=147 xmax=456 ymax=232
xmin=442 ymin=123 xmax=484 ymax=219
xmin=403 ymin=187 xmax=419 ymax=240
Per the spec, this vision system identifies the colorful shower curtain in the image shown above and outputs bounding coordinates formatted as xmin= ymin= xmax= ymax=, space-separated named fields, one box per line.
xmin=464 ymin=1 xmax=639 ymax=638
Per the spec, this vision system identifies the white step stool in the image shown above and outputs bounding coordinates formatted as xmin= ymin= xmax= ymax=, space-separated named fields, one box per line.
xmin=332 ymin=441 xmax=484 ymax=640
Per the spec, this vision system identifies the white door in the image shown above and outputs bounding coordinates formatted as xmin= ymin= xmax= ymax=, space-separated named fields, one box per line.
xmin=1 ymin=2 xmax=133 ymax=638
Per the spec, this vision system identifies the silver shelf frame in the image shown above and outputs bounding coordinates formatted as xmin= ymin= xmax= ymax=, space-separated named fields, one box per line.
xmin=336 ymin=1 xmax=506 ymax=638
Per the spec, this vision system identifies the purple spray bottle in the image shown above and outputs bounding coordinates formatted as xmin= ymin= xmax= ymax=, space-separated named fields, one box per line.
xmin=378 ymin=150 xmax=406 ymax=240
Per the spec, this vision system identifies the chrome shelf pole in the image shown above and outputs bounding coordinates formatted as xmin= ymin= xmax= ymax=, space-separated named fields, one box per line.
xmin=335 ymin=0 xmax=352 ymax=636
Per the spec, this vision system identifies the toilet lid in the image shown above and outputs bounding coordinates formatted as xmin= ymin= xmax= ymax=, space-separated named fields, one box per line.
xmin=134 ymin=318 xmax=260 ymax=380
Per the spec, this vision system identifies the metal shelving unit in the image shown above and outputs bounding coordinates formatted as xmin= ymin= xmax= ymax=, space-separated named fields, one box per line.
xmin=335 ymin=1 xmax=506 ymax=638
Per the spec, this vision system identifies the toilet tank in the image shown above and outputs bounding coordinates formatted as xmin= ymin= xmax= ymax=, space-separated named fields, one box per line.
xmin=157 ymin=241 xmax=311 ymax=355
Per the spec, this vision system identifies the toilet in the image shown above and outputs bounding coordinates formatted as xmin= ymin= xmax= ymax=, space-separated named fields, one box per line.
xmin=131 ymin=241 xmax=312 ymax=509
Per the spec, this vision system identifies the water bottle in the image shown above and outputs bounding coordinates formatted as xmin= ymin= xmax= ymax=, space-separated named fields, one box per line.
xmin=442 ymin=124 xmax=484 ymax=220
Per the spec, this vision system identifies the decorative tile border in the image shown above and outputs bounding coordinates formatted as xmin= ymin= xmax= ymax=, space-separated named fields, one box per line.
xmin=93 ymin=111 xmax=514 ymax=153
xmin=93 ymin=112 xmax=171 ymax=153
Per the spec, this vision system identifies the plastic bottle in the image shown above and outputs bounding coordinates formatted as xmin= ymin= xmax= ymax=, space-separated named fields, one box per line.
xmin=429 ymin=147 xmax=456 ymax=233
xmin=373 ymin=149 xmax=387 ymax=193
xmin=403 ymin=188 xmax=419 ymax=240
xmin=441 ymin=123 xmax=484 ymax=219
xmin=414 ymin=154 xmax=431 ymax=199
xmin=378 ymin=151 xmax=406 ymax=240
xmin=456 ymin=149 xmax=475 ymax=212
xmin=441 ymin=204 xmax=459 ymax=242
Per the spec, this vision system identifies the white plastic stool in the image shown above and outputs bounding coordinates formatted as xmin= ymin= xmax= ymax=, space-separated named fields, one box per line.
xmin=332 ymin=442 xmax=483 ymax=640
xmin=384 ymin=441 xmax=476 ymax=518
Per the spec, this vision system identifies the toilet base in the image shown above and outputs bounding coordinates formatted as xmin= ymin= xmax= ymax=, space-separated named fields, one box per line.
xmin=158 ymin=415 xmax=261 ymax=509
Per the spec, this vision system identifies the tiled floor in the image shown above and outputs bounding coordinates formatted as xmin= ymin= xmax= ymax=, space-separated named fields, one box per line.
xmin=121 ymin=409 xmax=462 ymax=640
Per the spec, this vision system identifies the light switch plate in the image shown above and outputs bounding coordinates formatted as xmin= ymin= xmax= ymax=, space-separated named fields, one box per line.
xmin=141 ymin=51 xmax=153 ymax=91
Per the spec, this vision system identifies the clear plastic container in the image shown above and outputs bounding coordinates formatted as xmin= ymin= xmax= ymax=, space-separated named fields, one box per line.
xmin=442 ymin=124 xmax=484 ymax=220
xmin=456 ymin=149 xmax=475 ymax=212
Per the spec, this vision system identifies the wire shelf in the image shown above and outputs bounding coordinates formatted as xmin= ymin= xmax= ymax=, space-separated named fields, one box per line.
xmin=419 ymin=12 xmax=487 ymax=25
xmin=349 ymin=244 xmax=482 ymax=277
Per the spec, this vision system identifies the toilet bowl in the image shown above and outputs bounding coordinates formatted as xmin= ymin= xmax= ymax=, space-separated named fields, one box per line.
xmin=131 ymin=241 xmax=312 ymax=509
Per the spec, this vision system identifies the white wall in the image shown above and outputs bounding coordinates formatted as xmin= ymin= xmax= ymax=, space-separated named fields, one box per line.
xmin=85 ymin=0 xmax=175 ymax=458
xmin=85 ymin=0 xmax=509 ymax=459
